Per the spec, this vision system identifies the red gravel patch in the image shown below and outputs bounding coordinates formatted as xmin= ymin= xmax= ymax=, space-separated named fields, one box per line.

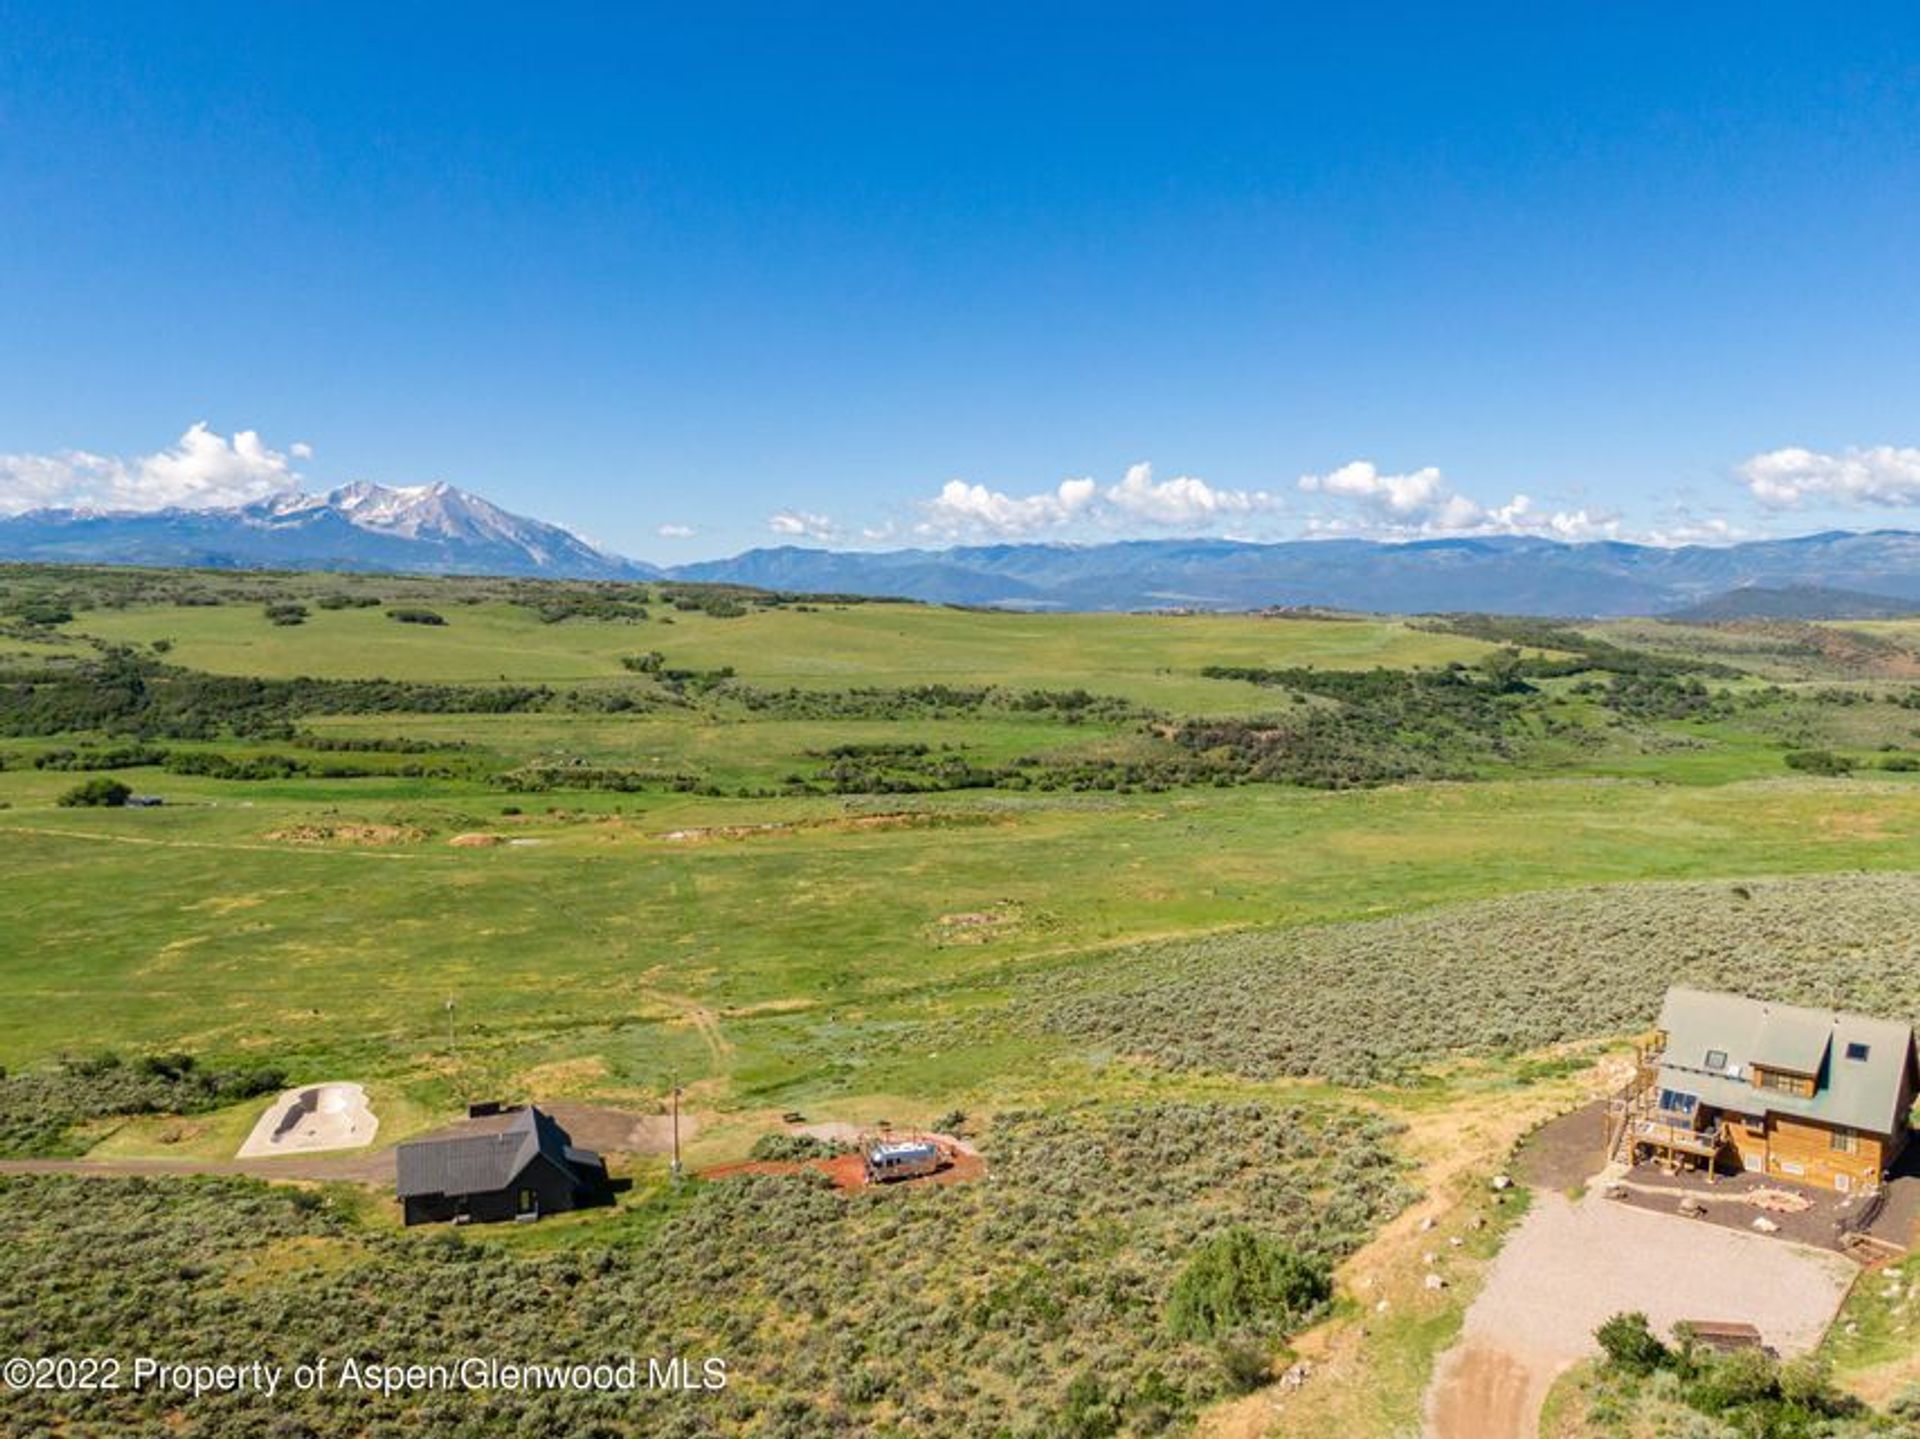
xmin=701 ymin=1137 xmax=985 ymax=1192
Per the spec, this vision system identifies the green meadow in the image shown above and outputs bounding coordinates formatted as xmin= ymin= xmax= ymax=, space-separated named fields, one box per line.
xmin=10 ymin=565 xmax=1920 ymax=1436
xmin=68 ymin=594 xmax=1509 ymax=707
xmin=8 ymin=568 xmax=1920 ymax=1118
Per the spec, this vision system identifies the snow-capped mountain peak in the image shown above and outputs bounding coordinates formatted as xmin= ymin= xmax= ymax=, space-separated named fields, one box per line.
xmin=0 ymin=481 xmax=657 ymax=580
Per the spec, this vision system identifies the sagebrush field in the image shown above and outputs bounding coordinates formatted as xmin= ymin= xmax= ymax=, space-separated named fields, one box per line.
xmin=7 ymin=563 xmax=1920 ymax=1436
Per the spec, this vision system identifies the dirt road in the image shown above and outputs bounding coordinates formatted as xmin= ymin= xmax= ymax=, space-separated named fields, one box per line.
xmin=0 ymin=1151 xmax=394 ymax=1183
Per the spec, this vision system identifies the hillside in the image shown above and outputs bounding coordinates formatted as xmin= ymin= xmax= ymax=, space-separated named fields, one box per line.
xmin=1664 ymin=583 xmax=1920 ymax=622
xmin=6 ymin=564 xmax=1920 ymax=1437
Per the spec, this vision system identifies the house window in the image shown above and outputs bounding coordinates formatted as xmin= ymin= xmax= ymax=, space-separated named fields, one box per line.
xmin=1759 ymin=1069 xmax=1805 ymax=1095
xmin=1705 ymin=1049 xmax=1728 ymax=1071
xmin=1831 ymin=1129 xmax=1860 ymax=1155
xmin=1846 ymin=1042 xmax=1871 ymax=1062
xmin=517 ymin=1187 xmax=536 ymax=1212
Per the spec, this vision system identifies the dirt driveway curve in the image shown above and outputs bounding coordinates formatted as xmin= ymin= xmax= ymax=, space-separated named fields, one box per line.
xmin=1426 ymin=1188 xmax=1857 ymax=1439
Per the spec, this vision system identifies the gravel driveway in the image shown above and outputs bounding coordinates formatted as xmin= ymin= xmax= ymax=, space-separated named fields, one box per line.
xmin=1426 ymin=1188 xmax=1858 ymax=1439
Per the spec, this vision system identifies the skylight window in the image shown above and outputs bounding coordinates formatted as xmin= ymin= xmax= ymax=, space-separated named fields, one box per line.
xmin=1705 ymin=1049 xmax=1728 ymax=1070
xmin=1846 ymin=1041 xmax=1870 ymax=1062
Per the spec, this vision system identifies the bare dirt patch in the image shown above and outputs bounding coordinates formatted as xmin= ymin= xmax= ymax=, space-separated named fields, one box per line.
xmin=658 ymin=811 xmax=1002 ymax=844
xmin=701 ymin=1135 xmax=984 ymax=1193
xmin=447 ymin=832 xmax=505 ymax=847
xmin=1513 ymin=1101 xmax=1609 ymax=1193
xmin=536 ymin=1101 xmax=696 ymax=1156
xmin=265 ymin=823 xmax=425 ymax=845
xmin=926 ymin=902 xmax=1055 ymax=946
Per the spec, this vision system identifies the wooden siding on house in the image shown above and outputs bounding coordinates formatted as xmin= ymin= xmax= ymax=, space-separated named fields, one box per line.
xmin=1721 ymin=1112 xmax=1898 ymax=1192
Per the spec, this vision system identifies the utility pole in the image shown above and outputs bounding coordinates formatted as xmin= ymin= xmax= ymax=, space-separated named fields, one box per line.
xmin=670 ymin=1076 xmax=684 ymax=1182
xmin=445 ymin=996 xmax=456 ymax=1052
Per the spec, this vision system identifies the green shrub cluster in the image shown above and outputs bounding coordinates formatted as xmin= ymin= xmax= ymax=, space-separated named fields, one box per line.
xmin=745 ymin=1133 xmax=852 ymax=1161
xmin=1590 ymin=1312 xmax=1883 ymax=1436
xmin=56 ymin=776 xmax=131 ymax=807
xmin=0 ymin=1053 xmax=287 ymax=1157
xmin=0 ymin=652 xmax=556 ymax=738
xmin=32 ymin=744 xmax=169 ymax=770
xmin=730 ymin=683 xmax=1150 ymax=725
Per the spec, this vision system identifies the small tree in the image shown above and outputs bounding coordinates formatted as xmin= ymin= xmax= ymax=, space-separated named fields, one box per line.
xmin=58 ymin=777 xmax=132 ymax=808
xmin=1167 ymin=1229 xmax=1331 ymax=1343
xmin=1784 ymin=749 xmax=1855 ymax=776
xmin=1685 ymin=1346 xmax=1778 ymax=1414
xmin=1596 ymin=1312 xmax=1669 ymax=1375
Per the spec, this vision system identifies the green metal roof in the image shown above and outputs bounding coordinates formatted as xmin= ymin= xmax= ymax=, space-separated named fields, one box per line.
xmin=1655 ymin=986 xmax=1917 ymax=1137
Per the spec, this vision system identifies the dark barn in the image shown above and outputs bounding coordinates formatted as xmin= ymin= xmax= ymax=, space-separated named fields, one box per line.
xmin=395 ymin=1105 xmax=609 ymax=1225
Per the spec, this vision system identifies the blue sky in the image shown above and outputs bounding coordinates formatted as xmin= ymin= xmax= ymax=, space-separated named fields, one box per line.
xmin=4 ymin=4 xmax=1920 ymax=559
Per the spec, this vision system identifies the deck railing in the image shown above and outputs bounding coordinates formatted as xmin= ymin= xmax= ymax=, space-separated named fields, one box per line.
xmin=1626 ymin=1115 xmax=1729 ymax=1157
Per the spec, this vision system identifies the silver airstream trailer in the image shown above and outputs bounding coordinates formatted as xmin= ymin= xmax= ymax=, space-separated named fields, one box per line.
xmin=863 ymin=1138 xmax=943 ymax=1184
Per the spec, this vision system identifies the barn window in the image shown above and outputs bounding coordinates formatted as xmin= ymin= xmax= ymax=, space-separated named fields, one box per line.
xmin=1846 ymin=1042 xmax=1871 ymax=1061
xmin=1705 ymin=1049 xmax=1728 ymax=1070
xmin=1831 ymin=1129 xmax=1860 ymax=1154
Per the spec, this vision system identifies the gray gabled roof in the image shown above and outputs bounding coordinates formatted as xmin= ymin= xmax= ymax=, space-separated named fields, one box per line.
xmin=395 ymin=1106 xmax=601 ymax=1199
xmin=1655 ymin=986 xmax=1918 ymax=1136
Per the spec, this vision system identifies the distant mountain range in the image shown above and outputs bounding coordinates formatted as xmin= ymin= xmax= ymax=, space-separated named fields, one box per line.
xmin=676 ymin=532 xmax=1920 ymax=617
xmin=0 ymin=482 xmax=656 ymax=581
xmin=9 ymin=483 xmax=1920 ymax=618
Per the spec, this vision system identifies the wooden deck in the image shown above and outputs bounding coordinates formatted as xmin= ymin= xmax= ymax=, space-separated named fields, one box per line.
xmin=1605 ymin=1041 xmax=1733 ymax=1173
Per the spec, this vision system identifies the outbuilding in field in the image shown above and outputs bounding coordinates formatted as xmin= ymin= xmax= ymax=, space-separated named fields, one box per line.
xmin=395 ymin=1104 xmax=608 ymax=1225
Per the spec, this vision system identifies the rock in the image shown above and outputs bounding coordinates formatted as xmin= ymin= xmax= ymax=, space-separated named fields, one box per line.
xmin=1470 ymin=1216 xmax=1487 ymax=1230
xmin=1423 ymin=1251 xmax=1439 ymax=1266
xmin=1419 ymin=1216 xmax=1436 ymax=1232
xmin=1491 ymin=1175 xmax=1513 ymax=1191
xmin=1603 ymin=1182 xmax=1628 ymax=1200
xmin=1678 ymin=1196 xmax=1706 ymax=1217
xmin=1448 ymin=1236 xmax=1464 ymax=1248
xmin=1752 ymin=1216 xmax=1780 ymax=1234
xmin=1375 ymin=1299 xmax=1390 ymax=1313
xmin=1424 ymin=1273 xmax=1448 ymax=1291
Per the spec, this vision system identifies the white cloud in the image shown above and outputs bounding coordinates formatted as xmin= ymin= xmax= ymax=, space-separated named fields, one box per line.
xmin=768 ymin=509 xmax=838 ymax=541
xmin=916 ymin=476 xmax=1099 ymax=539
xmin=1103 ymin=462 xmax=1272 ymax=525
xmin=1297 ymin=459 xmax=1618 ymax=541
xmin=656 ymin=523 xmax=697 ymax=539
xmin=1735 ymin=445 xmax=1920 ymax=509
xmin=1641 ymin=514 xmax=1752 ymax=546
xmin=912 ymin=463 xmax=1274 ymax=540
xmin=0 ymin=423 xmax=305 ymax=516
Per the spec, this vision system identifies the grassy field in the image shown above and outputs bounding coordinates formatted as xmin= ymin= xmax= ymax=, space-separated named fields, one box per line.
xmin=7 ymin=565 xmax=1920 ymax=1437
xmin=68 ymin=596 xmax=1514 ymax=708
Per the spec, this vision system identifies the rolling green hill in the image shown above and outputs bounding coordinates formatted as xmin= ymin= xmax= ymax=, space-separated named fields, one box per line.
xmin=8 ymin=563 xmax=1920 ymax=1437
